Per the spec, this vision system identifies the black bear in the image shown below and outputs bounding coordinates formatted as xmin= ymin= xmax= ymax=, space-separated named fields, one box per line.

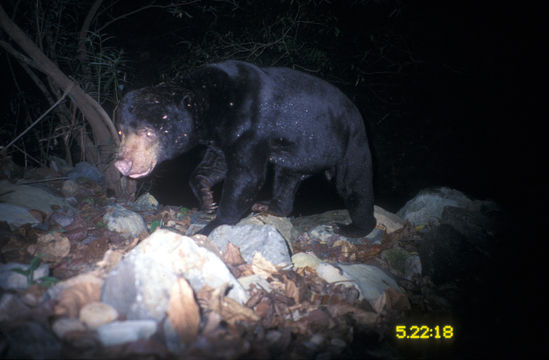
xmin=114 ymin=60 xmax=376 ymax=237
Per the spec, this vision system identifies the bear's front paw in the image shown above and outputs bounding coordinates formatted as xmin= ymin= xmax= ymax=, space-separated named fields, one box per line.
xmin=334 ymin=223 xmax=371 ymax=238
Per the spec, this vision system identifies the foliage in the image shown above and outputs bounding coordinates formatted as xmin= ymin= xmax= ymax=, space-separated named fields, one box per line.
xmin=2 ymin=0 xmax=129 ymax=168
xmin=10 ymin=254 xmax=59 ymax=287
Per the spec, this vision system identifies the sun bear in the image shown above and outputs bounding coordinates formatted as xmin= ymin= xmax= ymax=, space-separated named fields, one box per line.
xmin=114 ymin=60 xmax=376 ymax=237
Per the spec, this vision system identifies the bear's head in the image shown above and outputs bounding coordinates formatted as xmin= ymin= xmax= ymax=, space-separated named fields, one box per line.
xmin=114 ymin=84 xmax=203 ymax=178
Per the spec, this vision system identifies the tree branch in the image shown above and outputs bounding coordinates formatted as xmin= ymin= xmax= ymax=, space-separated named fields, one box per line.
xmin=0 ymin=4 xmax=119 ymax=155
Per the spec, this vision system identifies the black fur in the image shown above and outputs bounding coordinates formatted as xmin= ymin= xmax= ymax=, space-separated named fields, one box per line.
xmin=115 ymin=61 xmax=376 ymax=237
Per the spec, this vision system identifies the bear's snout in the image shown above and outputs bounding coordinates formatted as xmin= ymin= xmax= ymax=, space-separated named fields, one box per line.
xmin=114 ymin=159 xmax=133 ymax=176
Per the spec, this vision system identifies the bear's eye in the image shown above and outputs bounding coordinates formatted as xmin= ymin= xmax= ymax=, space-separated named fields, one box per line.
xmin=117 ymin=130 xmax=122 ymax=136
xmin=146 ymin=130 xmax=154 ymax=137
xmin=162 ymin=114 xmax=168 ymax=119
xmin=183 ymin=95 xmax=192 ymax=108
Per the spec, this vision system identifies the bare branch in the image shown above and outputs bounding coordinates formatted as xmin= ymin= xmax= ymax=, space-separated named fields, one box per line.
xmin=4 ymin=84 xmax=73 ymax=151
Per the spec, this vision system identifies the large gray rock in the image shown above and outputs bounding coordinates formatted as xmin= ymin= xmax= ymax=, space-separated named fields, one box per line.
xmin=397 ymin=187 xmax=495 ymax=226
xmin=315 ymin=262 xmax=400 ymax=304
xmin=0 ymin=203 xmax=40 ymax=228
xmin=101 ymin=229 xmax=247 ymax=322
xmin=67 ymin=161 xmax=104 ymax=184
xmin=209 ymin=224 xmax=292 ymax=266
xmin=0 ymin=180 xmax=70 ymax=214
xmin=291 ymin=206 xmax=403 ymax=235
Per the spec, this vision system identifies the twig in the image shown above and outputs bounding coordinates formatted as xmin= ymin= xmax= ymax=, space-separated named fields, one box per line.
xmin=4 ymin=84 xmax=74 ymax=151
xmin=12 ymin=144 xmax=42 ymax=166
xmin=17 ymin=177 xmax=69 ymax=185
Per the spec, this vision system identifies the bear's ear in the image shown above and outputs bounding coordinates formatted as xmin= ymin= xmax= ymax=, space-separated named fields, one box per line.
xmin=182 ymin=95 xmax=192 ymax=109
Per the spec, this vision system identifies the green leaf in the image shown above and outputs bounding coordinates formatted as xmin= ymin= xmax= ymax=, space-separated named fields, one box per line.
xmin=10 ymin=268 xmax=29 ymax=276
xmin=38 ymin=276 xmax=59 ymax=287
xmin=150 ymin=220 xmax=163 ymax=232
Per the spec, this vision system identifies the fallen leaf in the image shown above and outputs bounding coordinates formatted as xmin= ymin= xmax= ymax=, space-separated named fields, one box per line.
xmin=168 ymin=277 xmax=200 ymax=344
xmin=326 ymin=303 xmax=378 ymax=325
xmin=54 ymin=281 xmax=101 ymax=318
xmin=251 ymin=253 xmax=278 ymax=279
xmin=223 ymin=242 xmax=246 ymax=266
xmin=373 ymin=287 xmax=411 ymax=313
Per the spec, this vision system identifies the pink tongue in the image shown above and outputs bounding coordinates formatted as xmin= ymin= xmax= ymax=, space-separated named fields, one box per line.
xmin=129 ymin=168 xmax=152 ymax=178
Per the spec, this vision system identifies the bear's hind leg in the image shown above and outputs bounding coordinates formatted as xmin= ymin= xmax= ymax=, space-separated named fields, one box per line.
xmin=334 ymin=150 xmax=376 ymax=238
xmin=253 ymin=167 xmax=306 ymax=217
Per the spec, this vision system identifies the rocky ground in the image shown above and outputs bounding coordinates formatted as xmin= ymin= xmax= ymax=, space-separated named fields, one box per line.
xmin=0 ymin=160 xmax=517 ymax=359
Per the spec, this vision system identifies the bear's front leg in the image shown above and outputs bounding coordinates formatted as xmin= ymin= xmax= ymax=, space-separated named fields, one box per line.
xmin=189 ymin=146 xmax=227 ymax=213
xmin=197 ymin=140 xmax=268 ymax=235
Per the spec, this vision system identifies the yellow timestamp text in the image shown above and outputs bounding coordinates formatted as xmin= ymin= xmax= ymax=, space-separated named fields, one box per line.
xmin=395 ymin=325 xmax=454 ymax=340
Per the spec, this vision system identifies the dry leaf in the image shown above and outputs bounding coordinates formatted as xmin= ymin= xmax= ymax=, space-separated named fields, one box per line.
xmin=223 ymin=242 xmax=246 ymax=266
xmin=372 ymin=288 xmax=410 ymax=313
xmin=251 ymin=252 xmax=278 ymax=279
xmin=326 ymin=303 xmax=378 ymax=325
xmin=54 ymin=281 xmax=101 ymax=318
xmin=205 ymin=284 xmax=260 ymax=325
xmin=168 ymin=277 xmax=200 ymax=344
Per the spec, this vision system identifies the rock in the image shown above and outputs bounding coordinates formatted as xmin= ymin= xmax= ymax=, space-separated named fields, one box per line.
xmin=308 ymin=224 xmax=340 ymax=243
xmin=101 ymin=229 xmax=247 ymax=323
xmin=239 ymin=213 xmax=294 ymax=251
xmin=373 ymin=205 xmax=405 ymax=233
xmin=27 ymin=232 xmax=70 ymax=262
xmin=440 ymin=204 xmax=503 ymax=250
xmin=291 ymin=210 xmax=351 ymax=234
xmin=238 ymin=274 xmax=272 ymax=292
xmin=0 ymin=203 xmax=40 ymax=228
xmin=52 ymin=318 xmax=87 ymax=339
xmin=79 ymin=302 xmax=119 ymax=329
xmin=316 ymin=262 xmax=401 ymax=305
xmin=398 ymin=187 xmax=503 ymax=284
xmin=316 ymin=263 xmax=356 ymax=289
xmin=292 ymin=252 xmax=323 ymax=269
xmin=291 ymin=206 xmax=401 ymax=240
xmin=0 ymin=262 xmax=50 ymax=290
xmin=337 ymin=264 xmax=401 ymax=304
xmin=67 ymin=162 xmax=104 ymax=184
xmin=132 ymin=192 xmax=159 ymax=211
xmin=0 ymin=180 xmax=70 ymax=214
xmin=103 ymin=204 xmax=147 ymax=238
xmin=97 ymin=320 xmax=157 ymax=346
xmin=0 ymin=293 xmax=31 ymax=322
xmin=381 ymin=247 xmax=411 ymax=276
xmin=50 ymin=210 xmax=75 ymax=227
xmin=61 ymin=179 xmax=79 ymax=197
xmin=419 ymin=224 xmax=483 ymax=285
xmin=209 ymin=224 xmax=292 ymax=266
xmin=404 ymin=255 xmax=422 ymax=280
xmin=397 ymin=186 xmax=495 ymax=227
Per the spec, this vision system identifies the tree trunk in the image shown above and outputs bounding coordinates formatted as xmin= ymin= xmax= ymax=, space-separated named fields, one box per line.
xmin=0 ymin=4 xmax=135 ymax=198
